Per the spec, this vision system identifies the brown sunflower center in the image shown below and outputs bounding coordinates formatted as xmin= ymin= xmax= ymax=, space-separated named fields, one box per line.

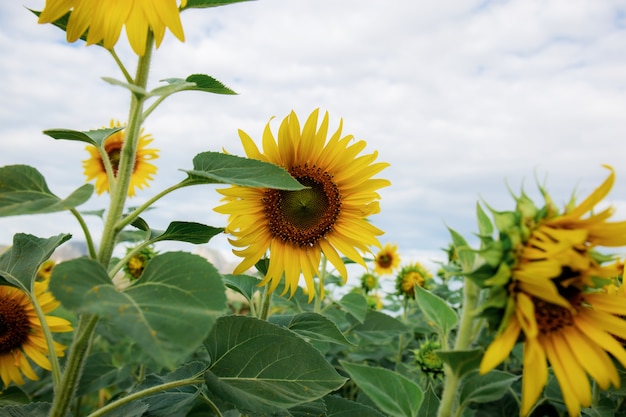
xmin=0 ymin=295 xmax=31 ymax=354
xmin=263 ymin=164 xmax=341 ymax=247
xmin=533 ymin=292 xmax=581 ymax=336
xmin=103 ymin=140 xmax=123 ymax=176
xmin=377 ymin=254 xmax=393 ymax=268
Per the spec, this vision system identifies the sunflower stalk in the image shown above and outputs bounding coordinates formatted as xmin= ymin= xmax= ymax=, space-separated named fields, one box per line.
xmin=436 ymin=277 xmax=481 ymax=417
xmin=50 ymin=34 xmax=156 ymax=417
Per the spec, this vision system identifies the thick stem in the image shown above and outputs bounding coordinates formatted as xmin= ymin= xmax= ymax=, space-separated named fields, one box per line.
xmin=259 ymin=286 xmax=272 ymax=320
xmin=49 ymin=315 xmax=99 ymax=417
xmin=436 ymin=278 xmax=481 ymax=417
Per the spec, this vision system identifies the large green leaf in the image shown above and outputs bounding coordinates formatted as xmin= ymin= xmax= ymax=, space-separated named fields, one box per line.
xmin=340 ymin=361 xmax=423 ymax=417
xmin=222 ymin=274 xmax=261 ymax=304
xmin=0 ymin=403 xmax=55 ymax=417
xmin=415 ymin=285 xmax=458 ymax=337
xmin=0 ymin=233 xmax=71 ymax=290
xmin=0 ymin=165 xmax=93 ymax=217
xmin=42 ymin=127 xmax=123 ymax=146
xmin=436 ymin=348 xmax=484 ymax=380
xmin=269 ymin=312 xmax=353 ymax=347
xmin=50 ymin=252 xmax=227 ymax=368
xmin=337 ymin=292 xmax=368 ymax=323
xmin=323 ymin=395 xmax=385 ymax=417
xmin=77 ymin=352 xmax=132 ymax=397
xmin=182 ymin=152 xmax=305 ymax=190
xmin=183 ymin=0 xmax=253 ymax=9
xmin=204 ymin=315 xmax=347 ymax=413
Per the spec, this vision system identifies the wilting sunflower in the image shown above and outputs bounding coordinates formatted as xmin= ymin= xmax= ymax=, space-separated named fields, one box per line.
xmin=38 ymin=0 xmax=187 ymax=56
xmin=83 ymin=120 xmax=158 ymax=197
xmin=396 ymin=262 xmax=431 ymax=299
xmin=373 ymin=243 xmax=401 ymax=275
xmin=0 ymin=280 xmax=73 ymax=387
xmin=478 ymin=165 xmax=626 ymax=417
xmin=215 ymin=109 xmax=390 ymax=300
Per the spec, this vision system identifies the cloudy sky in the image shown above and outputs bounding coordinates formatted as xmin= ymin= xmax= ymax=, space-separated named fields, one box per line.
xmin=1 ymin=0 xmax=626 ymax=275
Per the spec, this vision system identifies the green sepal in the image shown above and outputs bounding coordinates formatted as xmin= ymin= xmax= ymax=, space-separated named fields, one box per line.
xmin=447 ymin=227 xmax=475 ymax=272
xmin=181 ymin=151 xmax=305 ymax=190
xmin=0 ymin=233 xmax=71 ymax=290
xmin=0 ymin=165 xmax=94 ymax=217
xmin=42 ymin=127 xmax=123 ymax=147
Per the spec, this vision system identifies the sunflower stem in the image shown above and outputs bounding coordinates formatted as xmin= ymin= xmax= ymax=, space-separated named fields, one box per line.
xmin=395 ymin=297 xmax=410 ymax=368
xmin=85 ymin=377 xmax=206 ymax=417
xmin=49 ymin=314 xmax=99 ymax=417
xmin=436 ymin=277 xmax=481 ymax=417
xmin=259 ymin=285 xmax=272 ymax=320
xmin=109 ymin=48 xmax=133 ymax=84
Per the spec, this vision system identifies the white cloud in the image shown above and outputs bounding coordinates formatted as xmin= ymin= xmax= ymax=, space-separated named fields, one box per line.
xmin=1 ymin=0 xmax=626 ymax=277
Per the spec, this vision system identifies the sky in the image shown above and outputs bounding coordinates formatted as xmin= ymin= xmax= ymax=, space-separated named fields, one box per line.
xmin=1 ymin=0 xmax=626 ymax=278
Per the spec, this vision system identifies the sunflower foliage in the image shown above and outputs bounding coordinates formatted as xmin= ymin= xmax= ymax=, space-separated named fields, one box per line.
xmin=2 ymin=2 xmax=626 ymax=417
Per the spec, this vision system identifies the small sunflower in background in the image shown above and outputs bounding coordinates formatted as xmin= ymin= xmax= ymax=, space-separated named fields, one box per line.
xmin=83 ymin=120 xmax=158 ymax=197
xmin=215 ymin=109 xmax=390 ymax=301
xmin=37 ymin=259 xmax=56 ymax=281
xmin=360 ymin=272 xmax=380 ymax=294
xmin=37 ymin=0 xmax=187 ymax=56
xmin=475 ymin=165 xmax=626 ymax=417
xmin=0 ymin=279 xmax=73 ymax=387
xmin=373 ymin=243 xmax=401 ymax=275
xmin=396 ymin=262 xmax=431 ymax=299
xmin=124 ymin=246 xmax=156 ymax=279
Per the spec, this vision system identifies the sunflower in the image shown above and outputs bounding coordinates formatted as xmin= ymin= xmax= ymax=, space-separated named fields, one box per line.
xmin=373 ymin=243 xmax=401 ymax=275
xmin=83 ymin=120 xmax=158 ymax=197
xmin=478 ymin=166 xmax=626 ymax=416
xmin=37 ymin=0 xmax=187 ymax=56
xmin=360 ymin=272 xmax=380 ymax=294
xmin=214 ymin=109 xmax=390 ymax=301
xmin=0 ymin=280 xmax=73 ymax=387
xmin=396 ymin=263 xmax=431 ymax=299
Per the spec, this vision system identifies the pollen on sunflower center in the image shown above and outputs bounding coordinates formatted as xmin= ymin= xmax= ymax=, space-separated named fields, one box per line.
xmin=263 ymin=164 xmax=341 ymax=247
xmin=0 ymin=297 xmax=31 ymax=354
xmin=533 ymin=297 xmax=576 ymax=335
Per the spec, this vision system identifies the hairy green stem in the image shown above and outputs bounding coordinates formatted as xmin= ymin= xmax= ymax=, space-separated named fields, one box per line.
xmin=199 ymin=394 xmax=224 ymax=417
xmin=436 ymin=278 xmax=481 ymax=417
xmin=109 ymin=48 xmax=133 ymax=83
xmin=259 ymin=285 xmax=272 ymax=320
xmin=49 ymin=314 xmax=99 ymax=417
xmin=70 ymin=208 xmax=97 ymax=259
xmin=395 ymin=297 xmax=410 ymax=368
xmin=28 ymin=287 xmax=62 ymax=390
xmin=85 ymin=377 xmax=205 ymax=417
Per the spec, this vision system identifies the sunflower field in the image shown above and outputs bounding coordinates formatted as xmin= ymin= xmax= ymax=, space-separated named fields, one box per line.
xmin=2 ymin=1 xmax=626 ymax=417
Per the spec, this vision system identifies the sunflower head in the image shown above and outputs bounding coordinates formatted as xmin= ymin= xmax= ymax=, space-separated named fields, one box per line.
xmin=215 ymin=109 xmax=390 ymax=301
xmin=373 ymin=243 xmax=401 ymax=275
xmin=123 ymin=245 xmax=156 ymax=279
xmin=396 ymin=263 xmax=431 ymax=299
xmin=366 ymin=293 xmax=384 ymax=311
xmin=0 ymin=281 xmax=73 ymax=387
xmin=360 ymin=272 xmax=380 ymax=293
xmin=83 ymin=120 xmax=158 ymax=197
xmin=37 ymin=0 xmax=188 ymax=56
xmin=37 ymin=259 xmax=56 ymax=282
xmin=413 ymin=338 xmax=444 ymax=378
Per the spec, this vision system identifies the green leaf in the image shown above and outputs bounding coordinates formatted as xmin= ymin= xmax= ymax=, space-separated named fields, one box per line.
xmin=418 ymin=386 xmax=441 ymax=417
xmin=0 ymin=233 xmax=71 ymax=290
xmin=183 ymin=151 xmax=305 ymax=190
xmin=101 ymin=77 xmax=148 ymax=95
xmin=286 ymin=400 xmax=327 ymax=417
xmin=415 ymin=285 xmax=458 ymax=337
xmin=204 ymin=315 xmax=347 ymax=413
xmin=223 ymin=274 xmax=261 ymax=303
xmin=161 ymin=74 xmax=237 ymax=95
xmin=269 ymin=312 xmax=353 ymax=347
xmin=152 ymin=221 xmax=224 ymax=244
xmin=0 ymin=165 xmax=94 ymax=217
xmin=42 ymin=127 xmax=123 ymax=146
xmin=183 ymin=0 xmax=253 ymax=9
xmin=77 ymin=352 xmax=132 ymax=397
xmin=0 ymin=403 xmax=54 ymax=417
xmin=476 ymin=202 xmax=494 ymax=236
xmin=0 ymin=387 xmax=30 ymax=406
xmin=352 ymin=310 xmax=409 ymax=343
xmin=436 ymin=348 xmax=484 ymax=380
xmin=130 ymin=362 xmax=206 ymax=417
xmin=323 ymin=395 xmax=385 ymax=417
xmin=51 ymin=252 xmax=227 ymax=368
xmin=459 ymin=370 xmax=519 ymax=407
xmin=447 ymin=227 xmax=475 ymax=272
xmin=340 ymin=361 xmax=423 ymax=417
xmin=336 ymin=292 xmax=368 ymax=323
